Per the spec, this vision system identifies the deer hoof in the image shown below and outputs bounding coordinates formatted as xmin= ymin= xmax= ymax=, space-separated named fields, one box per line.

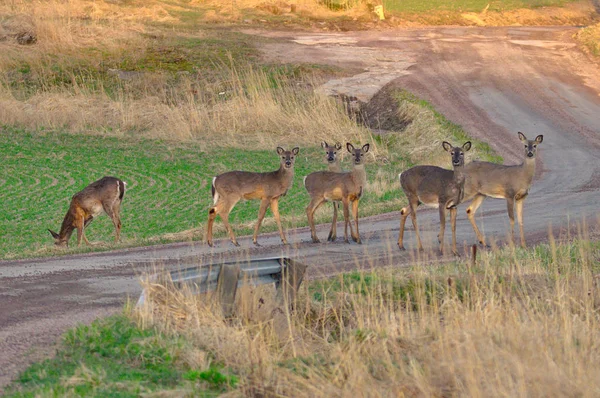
xmin=253 ymin=241 xmax=261 ymax=247
xmin=282 ymin=240 xmax=289 ymax=246
xmin=207 ymin=241 xmax=213 ymax=247
xmin=452 ymin=250 xmax=461 ymax=257
xmin=398 ymin=244 xmax=406 ymax=251
xmin=344 ymin=238 xmax=350 ymax=244
xmin=311 ymin=238 xmax=321 ymax=244
xmin=233 ymin=241 xmax=240 ymax=247
xmin=327 ymin=234 xmax=336 ymax=242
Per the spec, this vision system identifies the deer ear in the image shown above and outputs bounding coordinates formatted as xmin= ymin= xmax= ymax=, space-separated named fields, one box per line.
xmin=535 ymin=135 xmax=543 ymax=144
xmin=335 ymin=142 xmax=342 ymax=150
xmin=292 ymin=147 xmax=300 ymax=155
xmin=462 ymin=141 xmax=472 ymax=151
xmin=321 ymin=141 xmax=328 ymax=149
xmin=346 ymin=142 xmax=355 ymax=153
xmin=442 ymin=141 xmax=453 ymax=152
xmin=48 ymin=229 xmax=59 ymax=240
xmin=518 ymin=132 xmax=527 ymax=142
xmin=362 ymin=143 xmax=370 ymax=153
xmin=276 ymin=147 xmax=285 ymax=155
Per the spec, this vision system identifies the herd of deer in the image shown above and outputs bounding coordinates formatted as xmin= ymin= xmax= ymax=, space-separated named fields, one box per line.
xmin=48 ymin=132 xmax=543 ymax=255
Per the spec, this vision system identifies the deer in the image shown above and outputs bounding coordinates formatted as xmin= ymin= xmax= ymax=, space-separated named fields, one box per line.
xmin=206 ymin=146 xmax=299 ymax=247
xmin=305 ymin=143 xmax=370 ymax=244
xmin=463 ymin=132 xmax=543 ymax=248
xmin=397 ymin=141 xmax=472 ymax=255
xmin=48 ymin=176 xmax=126 ymax=247
xmin=320 ymin=141 xmax=343 ymax=241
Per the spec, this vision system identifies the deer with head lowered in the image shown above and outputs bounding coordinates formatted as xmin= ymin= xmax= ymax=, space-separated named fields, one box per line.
xmin=206 ymin=146 xmax=299 ymax=247
xmin=463 ymin=132 xmax=543 ymax=247
xmin=305 ymin=142 xmax=369 ymax=244
xmin=397 ymin=141 xmax=471 ymax=255
xmin=48 ymin=176 xmax=126 ymax=247
xmin=320 ymin=141 xmax=343 ymax=241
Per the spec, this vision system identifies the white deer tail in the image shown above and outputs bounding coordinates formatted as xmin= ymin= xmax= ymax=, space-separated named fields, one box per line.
xmin=211 ymin=177 xmax=219 ymax=205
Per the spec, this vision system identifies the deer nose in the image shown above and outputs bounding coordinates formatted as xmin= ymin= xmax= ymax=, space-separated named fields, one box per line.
xmin=327 ymin=156 xmax=335 ymax=162
xmin=527 ymin=152 xmax=534 ymax=158
xmin=285 ymin=161 xmax=292 ymax=167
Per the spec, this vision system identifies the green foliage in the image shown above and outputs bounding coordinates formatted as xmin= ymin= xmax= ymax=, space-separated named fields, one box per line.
xmin=0 ymin=127 xmax=407 ymax=259
xmin=383 ymin=0 xmax=576 ymax=13
xmin=6 ymin=314 xmax=234 ymax=397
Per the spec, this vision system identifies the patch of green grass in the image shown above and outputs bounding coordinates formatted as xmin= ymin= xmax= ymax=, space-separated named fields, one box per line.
xmin=5 ymin=314 xmax=234 ymax=397
xmin=393 ymin=89 xmax=503 ymax=164
xmin=0 ymin=126 xmax=408 ymax=259
xmin=383 ymin=0 xmax=577 ymax=13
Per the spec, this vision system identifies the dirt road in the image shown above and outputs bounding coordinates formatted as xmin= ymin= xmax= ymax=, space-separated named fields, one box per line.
xmin=1 ymin=26 xmax=600 ymax=390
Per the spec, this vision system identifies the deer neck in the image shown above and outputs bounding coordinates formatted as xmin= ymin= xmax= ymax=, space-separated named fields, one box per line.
xmin=452 ymin=163 xmax=466 ymax=185
xmin=328 ymin=162 xmax=342 ymax=173
xmin=277 ymin=164 xmax=295 ymax=187
xmin=59 ymin=212 xmax=76 ymax=242
xmin=521 ymin=156 xmax=536 ymax=184
xmin=352 ymin=163 xmax=367 ymax=186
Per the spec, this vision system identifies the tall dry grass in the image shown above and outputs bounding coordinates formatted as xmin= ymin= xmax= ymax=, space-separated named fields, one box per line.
xmin=135 ymin=230 xmax=600 ymax=396
xmin=0 ymin=0 xmax=377 ymax=151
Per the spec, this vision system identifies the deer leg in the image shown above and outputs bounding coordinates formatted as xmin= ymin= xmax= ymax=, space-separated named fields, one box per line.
xmin=466 ymin=194 xmax=487 ymax=246
xmin=104 ymin=203 xmax=122 ymax=243
xmin=342 ymin=197 xmax=351 ymax=243
xmin=398 ymin=203 xmax=412 ymax=250
xmin=506 ymin=197 xmax=516 ymax=244
xmin=351 ymin=199 xmax=361 ymax=244
xmin=76 ymin=217 xmax=85 ymax=246
xmin=81 ymin=216 xmax=93 ymax=245
xmin=408 ymin=199 xmax=423 ymax=251
xmin=438 ymin=205 xmax=447 ymax=255
xmin=253 ymin=199 xmax=270 ymax=246
xmin=270 ymin=198 xmax=287 ymax=245
xmin=306 ymin=197 xmax=326 ymax=243
xmin=450 ymin=207 xmax=459 ymax=256
xmin=516 ymin=197 xmax=526 ymax=247
xmin=328 ymin=202 xmax=338 ymax=242
xmin=207 ymin=198 xmax=239 ymax=247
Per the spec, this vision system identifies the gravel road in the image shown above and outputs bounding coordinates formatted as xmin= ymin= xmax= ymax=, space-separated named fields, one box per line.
xmin=1 ymin=26 xmax=600 ymax=390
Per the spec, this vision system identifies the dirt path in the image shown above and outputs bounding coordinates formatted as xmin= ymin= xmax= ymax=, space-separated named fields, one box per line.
xmin=2 ymin=26 xmax=600 ymax=391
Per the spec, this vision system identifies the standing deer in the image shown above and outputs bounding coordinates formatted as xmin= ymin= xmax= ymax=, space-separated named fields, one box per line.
xmin=320 ymin=141 xmax=343 ymax=241
xmin=463 ymin=132 xmax=543 ymax=247
xmin=206 ymin=146 xmax=299 ymax=247
xmin=397 ymin=141 xmax=471 ymax=255
xmin=48 ymin=176 xmax=126 ymax=247
xmin=305 ymin=143 xmax=370 ymax=244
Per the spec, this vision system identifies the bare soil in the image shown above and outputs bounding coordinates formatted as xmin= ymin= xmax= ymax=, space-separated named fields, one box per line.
xmin=2 ymin=26 xmax=600 ymax=391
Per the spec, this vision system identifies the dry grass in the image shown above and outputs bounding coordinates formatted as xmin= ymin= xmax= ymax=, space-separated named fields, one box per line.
xmin=576 ymin=22 xmax=600 ymax=57
xmin=135 ymin=228 xmax=600 ymax=396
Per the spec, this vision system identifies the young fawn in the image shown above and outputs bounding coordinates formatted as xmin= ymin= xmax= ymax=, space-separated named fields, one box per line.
xmin=463 ymin=132 xmax=543 ymax=247
xmin=320 ymin=141 xmax=343 ymax=241
xmin=305 ymin=143 xmax=370 ymax=244
xmin=48 ymin=176 xmax=126 ymax=247
xmin=206 ymin=146 xmax=299 ymax=247
xmin=398 ymin=141 xmax=471 ymax=255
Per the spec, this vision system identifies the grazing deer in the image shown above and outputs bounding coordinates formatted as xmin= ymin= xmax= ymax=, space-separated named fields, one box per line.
xmin=305 ymin=143 xmax=370 ymax=244
xmin=463 ymin=132 xmax=543 ymax=247
xmin=397 ymin=141 xmax=471 ymax=255
xmin=48 ymin=176 xmax=126 ymax=247
xmin=206 ymin=146 xmax=299 ymax=247
xmin=321 ymin=141 xmax=343 ymax=241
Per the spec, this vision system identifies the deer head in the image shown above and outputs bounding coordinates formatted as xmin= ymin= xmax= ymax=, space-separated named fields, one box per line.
xmin=346 ymin=143 xmax=370 ymax=165
xmin=277 ymin=146 xmax=300 ymax=169
xmin=518 ymin=132 xmax=543 ymax=159
xmin=321 ymin=141 xmax=342 ymax=165
xmin=442 ymin=141 xmax=471 ymax=167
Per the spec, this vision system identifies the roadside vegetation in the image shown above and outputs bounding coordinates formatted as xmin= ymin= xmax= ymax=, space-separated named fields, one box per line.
xmin=577 ymin=22 xmax=600 ymax=56
xmin=7 ymin=234 xmax=600 ymax=396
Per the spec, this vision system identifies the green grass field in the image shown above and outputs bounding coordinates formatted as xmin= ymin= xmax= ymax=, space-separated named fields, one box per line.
xmin=0 ymin=126 xmax=409 ymax=259
xmin=383 ymin=0 xmax=576 ymax=12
